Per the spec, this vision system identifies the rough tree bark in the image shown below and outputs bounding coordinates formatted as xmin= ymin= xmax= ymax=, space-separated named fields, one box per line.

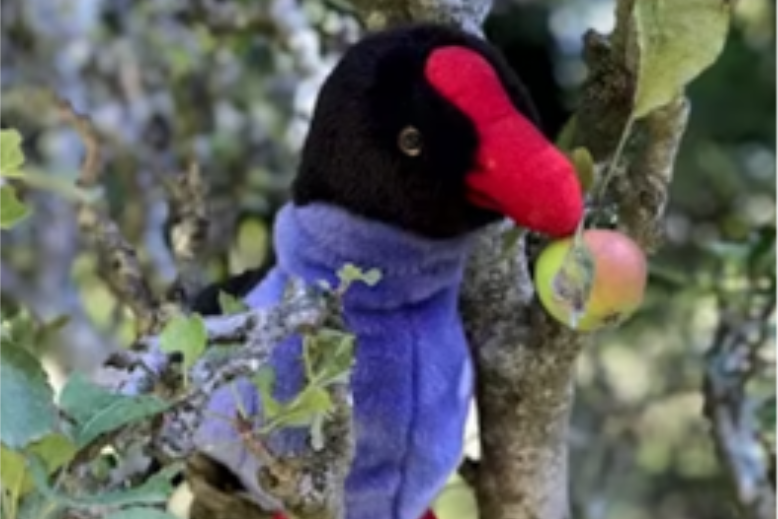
xmin=347 ymin=2 xmax=692 ymax=519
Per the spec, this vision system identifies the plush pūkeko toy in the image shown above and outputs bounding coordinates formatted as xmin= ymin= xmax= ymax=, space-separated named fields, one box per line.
xmin=193 ymin=23 xmax=583 ymax=519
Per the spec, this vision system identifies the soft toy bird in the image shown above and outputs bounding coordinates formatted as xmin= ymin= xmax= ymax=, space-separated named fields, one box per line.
xmin=192 ymin=23 xmax=583 ymax=519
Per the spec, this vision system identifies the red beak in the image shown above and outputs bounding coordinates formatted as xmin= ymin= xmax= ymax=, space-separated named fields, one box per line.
xmin=426 ymin=47 xmax=583 ymax=238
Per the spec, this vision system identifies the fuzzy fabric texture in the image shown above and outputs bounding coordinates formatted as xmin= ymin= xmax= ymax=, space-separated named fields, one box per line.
xmin=195 ymin=202 xmax=475 ymax=519
xmin=425 ymin=46 xmax=582 ymax=237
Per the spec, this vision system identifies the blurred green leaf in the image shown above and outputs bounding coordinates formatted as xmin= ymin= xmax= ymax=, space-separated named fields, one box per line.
xmin=1 ymin=185 xmax=30 ymax=229
xmin=1 ymin=310 xmax=39 ymax=350
xmin=251 ymin=366 xmax=281 ymax=419
xmin=633 ymin=0 xmax=732 ymax=117
xmin=0 ymin=129 xmax=25 ymax=177
xmin=0 ymin=336 xmax=57 ymax=449
xmin=1 ymin=433 xmax=76 ymax=508
xmin=748 ymin=226 xmax=776 ymax=277
xmin=337 ymin=263 xmax=382 ymax=288
xmin=2 ymin=443 xmax=26 ymax=518
xmin=27 ymin=455 xmax=181 ymax=508
xmin=218 ymin=291 xmax=249 ymax=315
xmin=16 ymin=491 xmax=63 ymax=519
xmin=269 ymin=386 xmax=332 ymax=430
xmin=107 ymin=508 xmax=181 ymax=519
xmin=229 ymin=219 xmax=268 ymax=274
xmin=705 ymin=240 xmax=751 ymax=263
xmin=433 ymin=475 xmax=478 ymax=519
xmin=59 ymin=374 xmax=168 ymax=448
xmin=555 ymin=115 xmax=578 ymax=152
xmin=501 ymin=227 xmax=523 ymax=259
xmin=758 ymin=395 xmax=776 ymax=436
xmin=159 ymin=314 xmax=208 ymax=383
xmin=309 ymin=413 xmax=326 ymax=451
xmin=570 ymin=147 xmax=597 ymax=193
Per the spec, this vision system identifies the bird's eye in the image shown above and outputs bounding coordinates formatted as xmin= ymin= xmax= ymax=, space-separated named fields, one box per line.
xmin=398 ymin=126 xmax=423 ymax=157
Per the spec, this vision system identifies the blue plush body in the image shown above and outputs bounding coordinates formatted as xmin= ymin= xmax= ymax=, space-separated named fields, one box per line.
xmin=195 ymin=203 xmax=475 ymax=519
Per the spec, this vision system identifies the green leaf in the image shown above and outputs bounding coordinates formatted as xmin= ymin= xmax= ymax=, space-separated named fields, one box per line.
xmin=59 ymin=374 xmax=168 ymax=448
xmin=633 ymin=0 xmax=732 ymax=117
xmin=1 ymin=185 xmax=30 ymax=229
xmin=337 ymin=263 xmax=382 ymax=288
xmin=570 ymin=147 xmax=597 ymax=193
xmin=308 ymin=329 xmax=355 ymax=387
xmin=107 ymin=508 xmax=181 ymax=519
xmin=748 ymin=226 xmax=776 ymax=278
xmin=758 ymin=396 xmax=776 ymax=435
xmin=218 ymin=291 xmax=249 ymax=315
xmin=552 ymin=235 xmax=596 ymax=330
xmin=27 ymin=456 xmax=181 ymax=508
xmin=360 ymin=268 xmax=382 ymax=287
xmin=2 ymin=444 xmax=27 ymax=517
xmin=1 ymin=434 xmax=77 ymax=501
xmin=272 ymin=387 xmax=332 ymax=429
xmin=0 ymin=338 xmax=57 ymax=448
xmin=555 ymin=115 xmax=578 ymax=152
xmin=27 ymin=433 xmax=77 ymax=477
xmin=251 ymin=367 xmax=281 ymax=419
xmin=309 ymin=413 xmax=326 ymax=452
xmin=0 ymin=129 xmax=25 ymax=177
xmin=1 ymin=311 xmax=39 ymax=352
xmin=705 ymin=240 xmax=751 ymax=264
xmin=159 ymin=313 xmax=208 ymax=382
xmin=17 ymin=491 xmax=64 ymax=519
xmin=501 ymin=227 xmax=523 ymax=260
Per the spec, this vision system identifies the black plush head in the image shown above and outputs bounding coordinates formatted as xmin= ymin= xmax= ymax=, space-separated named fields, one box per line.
xmin=293 ymin=24 xmax=582 ymax=239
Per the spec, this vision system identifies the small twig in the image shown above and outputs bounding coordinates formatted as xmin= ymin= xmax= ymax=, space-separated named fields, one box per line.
xmin=54 ymin=96 xmax=162 ymax=333
xmin=592 ymin=115 xmax=635 ymax=206
xmin=55 ymin=97 xmax=101 ymax=188
xmin=165 ymin=161 xmax=210 ymax=304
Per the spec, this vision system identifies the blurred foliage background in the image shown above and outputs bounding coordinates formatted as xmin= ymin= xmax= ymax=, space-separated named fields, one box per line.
xmin=1 ymin=1 xmax=775 ymax=518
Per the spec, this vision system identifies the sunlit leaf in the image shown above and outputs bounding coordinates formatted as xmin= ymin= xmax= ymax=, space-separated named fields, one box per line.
xmin=1 ymin=185 xmax=30 ymax=229
xmin=308 ymin=329 xmax=355 ymax=386
xmin=159 ymin=314 xmax=208 ymax=383
xmin=570 ymin=147 xmax=597 ymax=193
xmin=633 ymin=0 xmax=732 ymax=117
xmin=1 ymin=434 xmax=76 ymax=503
xmin=0 ymin=129 xmax=25 ymax=177
xmin=251 ymin=366 xmax=281 ymax=419
xmin=218 ymin=291 xmax=249 ymax=315
xmin=1 ymin=444 xmax=27 ymax=517
xmin=337 ymin=263 xmax=382 ymax=288
xmin=272 ymin=387 xmax=332 ymax=429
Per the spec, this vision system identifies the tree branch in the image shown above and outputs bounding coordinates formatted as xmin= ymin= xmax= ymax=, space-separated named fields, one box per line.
xmin=341 ymin=2 xmax=695 ymax=519
xmin=164 ymin=162 xmax=210 ymax=304
xmin=460 ymin=9 xmax=692 ymax=519
xmin=55 ymin=97 xmax=163 ymax=334
xmin=703 ymin=289 xmax=776 ymax=519
xmin=57 ymin=95 xmax=355 ymax=519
